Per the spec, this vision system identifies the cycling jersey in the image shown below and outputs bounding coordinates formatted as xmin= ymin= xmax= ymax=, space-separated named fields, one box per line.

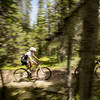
xmin=25 ymin=51 xmax=31 ymax=57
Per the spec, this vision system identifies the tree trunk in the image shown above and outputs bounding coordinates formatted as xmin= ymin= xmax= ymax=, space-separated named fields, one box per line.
xmin=79 ymin=0 xmax=99 ymax=100
xmin=66 ymin=1 xmax=76 ymax=99
xmin=66 ymin=37 xmax=73 ymax=100
xmin=0 ymin=70 xmax=8 ymax=100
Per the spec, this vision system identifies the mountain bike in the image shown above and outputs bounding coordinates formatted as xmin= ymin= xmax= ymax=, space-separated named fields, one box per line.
xmin=74 ymin=59 xmax=100 ymax=79
xmin=13 ymin=64 xmax=52 ymax=82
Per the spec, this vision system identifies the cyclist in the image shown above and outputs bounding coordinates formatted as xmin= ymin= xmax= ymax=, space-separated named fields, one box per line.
xmin=21 ymin=47 xmax=40 ymax=69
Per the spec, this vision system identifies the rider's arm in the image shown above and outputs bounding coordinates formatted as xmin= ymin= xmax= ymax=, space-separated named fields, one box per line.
xmin=32 ymin=53 xmax=40 ymax=62
xmin=28 ymin=56 xmax=33 ymax=65
xmin=29 ymin=56 xmax=39 ymax=66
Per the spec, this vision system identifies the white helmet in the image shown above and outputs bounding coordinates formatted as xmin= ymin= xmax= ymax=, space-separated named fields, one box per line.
xmin=30 ymin=47 xmax=36 ymax=52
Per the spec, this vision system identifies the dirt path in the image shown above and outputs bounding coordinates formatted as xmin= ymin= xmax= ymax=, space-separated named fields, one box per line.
xmin=0 ymin=68 xmax=68 ymax=89
xmin=0 ymin=68 xmax=76 ymax=100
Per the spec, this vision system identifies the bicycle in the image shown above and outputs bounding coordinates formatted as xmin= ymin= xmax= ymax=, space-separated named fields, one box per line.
xmin=13 ymin=64 xmax=52 ymax=82
xmin=74 ymin=59 xmax=100 ymax=79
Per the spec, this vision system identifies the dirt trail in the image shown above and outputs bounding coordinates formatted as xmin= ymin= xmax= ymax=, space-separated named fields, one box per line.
xmin=0 ymin=68 xmax=68 ymax=89
xmin=0 ymin=68 xmax=75 ymax=100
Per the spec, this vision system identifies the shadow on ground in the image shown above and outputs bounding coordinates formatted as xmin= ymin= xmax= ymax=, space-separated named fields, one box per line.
xmin=0 ymin=86 xmax=67 ymax=100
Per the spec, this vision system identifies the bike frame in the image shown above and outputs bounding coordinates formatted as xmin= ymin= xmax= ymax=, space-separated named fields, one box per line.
xmin=30 ymin=64 xmax=43 ymax=73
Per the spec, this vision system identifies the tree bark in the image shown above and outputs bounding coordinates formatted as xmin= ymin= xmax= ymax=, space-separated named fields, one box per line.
xmin=79 ymin=0 xmax=99 ymax=100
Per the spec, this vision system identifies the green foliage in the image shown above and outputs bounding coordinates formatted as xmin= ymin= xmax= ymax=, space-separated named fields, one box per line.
xmin=0 ymin=0 xmax=82 ymax=69
xmin=40 ymin=56 xmax=58 ymax=67
xmin=0 ymin=66 xmax=26 ymax=70
xmin=0 ymin=0 xmax=33 ymax=67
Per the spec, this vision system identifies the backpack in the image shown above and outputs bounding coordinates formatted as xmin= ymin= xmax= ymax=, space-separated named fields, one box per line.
xmin=21 ymin=54 xmax=28 ymax=65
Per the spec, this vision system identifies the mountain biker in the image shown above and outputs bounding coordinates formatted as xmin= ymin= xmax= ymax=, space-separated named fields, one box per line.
xmin=21 ymin=47 xmax=40 ymax=69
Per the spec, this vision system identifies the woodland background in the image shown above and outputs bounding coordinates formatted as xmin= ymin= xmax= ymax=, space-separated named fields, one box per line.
xmin=0 ymin=0 xmax=100 ymax=100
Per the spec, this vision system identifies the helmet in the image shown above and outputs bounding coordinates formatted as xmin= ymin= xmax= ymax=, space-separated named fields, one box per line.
xmin=30 ymin=47 xmax=36 ymax=52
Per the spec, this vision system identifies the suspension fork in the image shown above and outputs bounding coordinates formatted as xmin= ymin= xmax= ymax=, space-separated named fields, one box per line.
xmin=38 ymin=65 xmax=44 ymax=73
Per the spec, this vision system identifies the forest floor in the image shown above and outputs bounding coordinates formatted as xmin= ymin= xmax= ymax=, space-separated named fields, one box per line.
xmin=0 ymin=67 xmax=75 ymax=100
xmin=0 ymin=68 xmax=100 ymax=100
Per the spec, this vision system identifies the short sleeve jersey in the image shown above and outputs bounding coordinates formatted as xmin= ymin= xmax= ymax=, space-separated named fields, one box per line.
xmin=25 ymin=51 xmax=37 ymax=63
xmin=25 ymin=51 xmax=32 ymax=57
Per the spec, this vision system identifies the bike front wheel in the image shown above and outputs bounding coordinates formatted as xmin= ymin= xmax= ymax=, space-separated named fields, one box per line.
xmin=13 ymin=68 xmax=29 ymax=82
xmin=95 ymin=66 xmax=100 ymax=79
xmin=37 ymin=67 xmax=51 ymax=80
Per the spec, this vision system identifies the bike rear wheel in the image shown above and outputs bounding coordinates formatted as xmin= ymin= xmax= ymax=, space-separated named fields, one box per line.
xmin=74 ymin=66 xmax=97 ymax=79
xmin=13 ymin=68 xmax=29 ymax=82
xmin=37 ymin=67 xmax=51 ymax=80
xmin=95 ymin=66 xmax=100 ymax=79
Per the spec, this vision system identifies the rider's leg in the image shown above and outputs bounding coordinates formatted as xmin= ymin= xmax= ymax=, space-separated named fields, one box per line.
xmin=26 ymin=61 xmax=32 ymax=70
